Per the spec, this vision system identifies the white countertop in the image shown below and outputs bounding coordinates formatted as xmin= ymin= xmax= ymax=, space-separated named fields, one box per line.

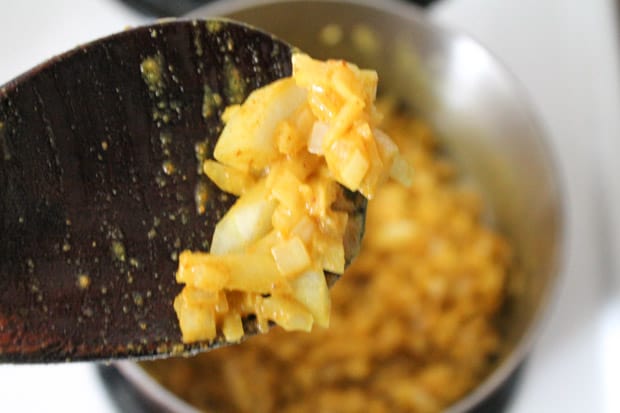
xmin=1 ymin=0 xmax=618 ymax=412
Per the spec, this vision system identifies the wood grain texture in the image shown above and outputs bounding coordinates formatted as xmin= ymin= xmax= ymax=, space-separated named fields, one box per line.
xmin=0 ymin=19 xmax=294 ymax=362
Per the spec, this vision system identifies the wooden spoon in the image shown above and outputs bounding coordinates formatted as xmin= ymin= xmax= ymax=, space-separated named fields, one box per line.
xmin=0 ymin=19 xmax=365 ymax=363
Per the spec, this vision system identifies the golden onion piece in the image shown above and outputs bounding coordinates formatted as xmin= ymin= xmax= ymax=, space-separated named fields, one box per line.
xmin=174 ymin=54 xmax=410 ymax=344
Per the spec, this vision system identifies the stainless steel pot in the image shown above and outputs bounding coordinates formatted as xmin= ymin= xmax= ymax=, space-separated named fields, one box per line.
xmin=114 ymin=1 xmax=564 ymax=411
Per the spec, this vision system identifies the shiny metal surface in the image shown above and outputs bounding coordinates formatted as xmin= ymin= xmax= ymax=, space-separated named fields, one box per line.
xmin=117 ymin=0 xmax=564 ymax=411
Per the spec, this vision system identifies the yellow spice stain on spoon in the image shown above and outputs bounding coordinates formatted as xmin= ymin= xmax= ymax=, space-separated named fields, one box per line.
xmin=77 ymin=274 xmax=90 ymax=289
xmin=194 ymin=181 xmax=210 ymax=215
xmin=202 ymin=85 xmax=223 ymax=119
xmin=162 ymin=160 xmax=176 ymax=175
xmin=140 ymin=54 xmax=165 ymax=93
xmin=223 ymin=59 xmax=246 ymax=105
xmin=205 ymin=20 xmax=223 ymax=33
xmin=111 ymin=240 xmax=126 ymax=262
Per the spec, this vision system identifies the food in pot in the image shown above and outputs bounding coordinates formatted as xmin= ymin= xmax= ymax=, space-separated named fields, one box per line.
xmin=174 ymin=54 xmax=411 ymax=343
xmin=144 ymin=99 xmax=511 ymax=412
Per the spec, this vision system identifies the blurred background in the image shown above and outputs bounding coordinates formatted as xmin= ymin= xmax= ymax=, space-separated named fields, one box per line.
xmin=0 ymin=0 xmax=618 ymax=412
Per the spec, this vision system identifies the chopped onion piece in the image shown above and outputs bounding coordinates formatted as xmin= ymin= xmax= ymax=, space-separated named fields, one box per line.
xmin=271 ymin=236 xmax=312 ymax=277
xmin=309 ymin=121 xmax=329 ymax=154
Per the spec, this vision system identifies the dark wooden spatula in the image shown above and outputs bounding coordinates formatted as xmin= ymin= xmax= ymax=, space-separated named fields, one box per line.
xmin=0 ymin=19 xmax=365 ymax=363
